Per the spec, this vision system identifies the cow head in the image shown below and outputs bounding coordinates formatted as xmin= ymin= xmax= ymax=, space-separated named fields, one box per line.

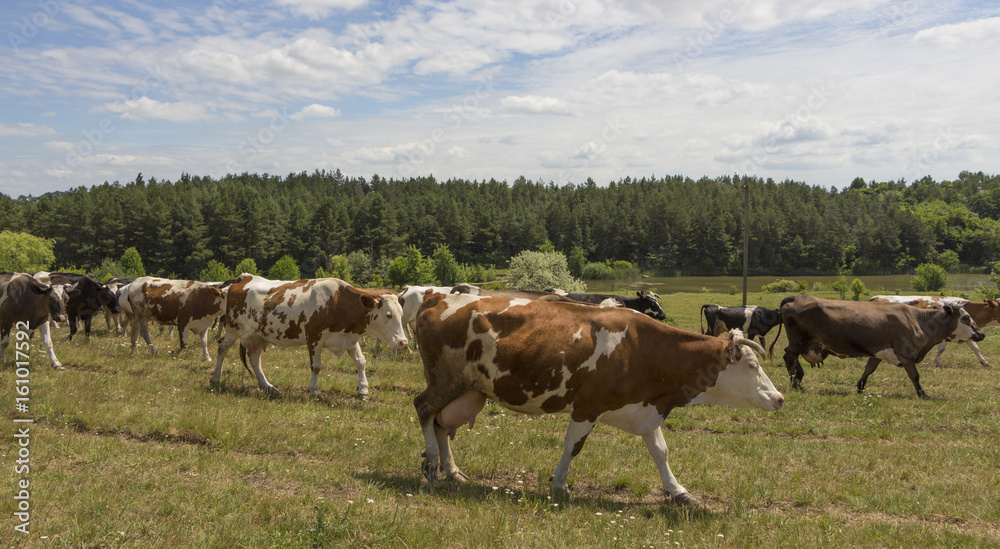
xmin=636 ymin=291 xmax=667 ymax=321
xmin=363 ymin=293 xmax=408 ymax=349
xmin=32 ymin=281 xmax=68 ymax=323
xmin=944 ymin=305 xmax=985 ymax=343
xmin=96 ymin=282 xmax=123 ymax=314
xmin=689 ymin=329 xmax=784 ymax=411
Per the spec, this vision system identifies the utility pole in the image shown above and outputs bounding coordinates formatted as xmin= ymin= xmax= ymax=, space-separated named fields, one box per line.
xmin=742 ymin=179 xmax=750 ymax=306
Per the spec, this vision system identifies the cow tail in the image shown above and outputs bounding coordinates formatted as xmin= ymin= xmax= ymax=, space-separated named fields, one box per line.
xmin=699 ymin=304 xmax=709 ymax=335
xmin=239 ymin=344 xmax=253 ymax=378
xmin=768 ymin=313 xmax=783 ymax=359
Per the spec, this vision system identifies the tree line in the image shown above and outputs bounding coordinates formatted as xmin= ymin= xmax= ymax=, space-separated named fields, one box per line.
xmin=2 ymin=170 xmax=999 ymax=280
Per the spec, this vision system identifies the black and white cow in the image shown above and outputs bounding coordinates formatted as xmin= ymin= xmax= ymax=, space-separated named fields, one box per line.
xmin=547 ymin=289 xmax=667 ymax=320
xmin=34 ymin=272 xmax=122 ymax=340
xmin=701 ymin=304 xmax=782 ymax=350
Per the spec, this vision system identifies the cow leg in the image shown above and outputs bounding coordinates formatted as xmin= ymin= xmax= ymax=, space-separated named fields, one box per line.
xmin=197 ymin=328 xmax=212 ymax=362
xmin=551 ymin=420 xmax=597 ymax=498
xmin=67 ymin=315 xmax=78 ymax=341
xmin=642 ymin=426 xmax=699 ymax=505
xmin=856 ymin=357 xmax=882 ymax=394
xmin=244 ymin=340 xmax=277 ymax=394
xmin=966 ymin=341 xmax=990 ymax=368
xmin=415 ymin=385 xmax=477 ymax=483
xmin=210 ymin=332 xmax=240 ymax=384
xmin=0 ymin=329 xmax=8 ymax=365
xmin=83 ymin=315 xmax=93 ymax=337
xmin=782 ymin=350 xmax=805 ymax=390
xmin=176 ymin=322 xmax=189 ymax=353
xmin=346 ymin=342 xmax=369 ymax=398
xmin=307 ymin=343 xmax=325 ymax=397
xmin=899 ymin=360 xmax=926 ymax=398
xmin=38 ymin=322 xmax=63 ymax=370
xmin=933 ymin=341 xmax=948 ymax=367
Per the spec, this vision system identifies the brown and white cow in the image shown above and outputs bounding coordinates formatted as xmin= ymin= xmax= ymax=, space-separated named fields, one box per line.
xmin=127 ymin=277 xmax=225 ymax=361
xmin=211 ymin=274 xmax=408 ymax=398
xmin=413 ymin=293 xmax=783 ymax=505
xmin=780 ymin=295 xmax=984 ymax=397
xmin=0 ymin=273 xmax=72 ymax=369
xmin=871 ymin=295 xmax=997 ymax=367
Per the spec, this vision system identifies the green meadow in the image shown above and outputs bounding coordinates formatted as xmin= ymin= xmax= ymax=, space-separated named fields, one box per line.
xmin=2 ymin=290 xmax=999 ymax=548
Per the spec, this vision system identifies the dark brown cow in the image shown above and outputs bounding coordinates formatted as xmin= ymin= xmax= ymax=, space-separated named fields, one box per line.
xmin=870 ymin=295 xmax=994 ymax=367
xmin=0 ymin=273 xmax=71 ymax=369
xmin=414 ymin=293 xmax=783 ymax=505
xmin=127 ymin=277 xmax=225 ymax=361
xmin=211 ymin=274 xmax=408 ymax=397
xmin=779 ymin=295 xmax=985 ymax=397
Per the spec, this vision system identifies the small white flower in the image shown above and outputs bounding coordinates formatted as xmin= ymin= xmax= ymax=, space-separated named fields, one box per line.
xmin=367 ymin=498 xmax=374 ymax=503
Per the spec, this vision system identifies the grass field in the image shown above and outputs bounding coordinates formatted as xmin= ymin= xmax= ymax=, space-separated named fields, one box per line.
xmin=2 ymin=290 xmax=999 ymax=548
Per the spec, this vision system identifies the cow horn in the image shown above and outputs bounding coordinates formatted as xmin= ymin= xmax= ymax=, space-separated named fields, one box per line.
xmin=735 ymin=337 xmax=767 ymax=358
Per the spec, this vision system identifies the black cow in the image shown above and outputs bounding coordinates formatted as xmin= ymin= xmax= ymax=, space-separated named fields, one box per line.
xmin=546 ymin=289 xmax=667 ymax=320
xmin=700 ymin=304 xmax=782 ymax=350
xmin=35 ymin=272 xmax=122 ymax=340
xmin=1 ymin=272 xmax=72 ymax=369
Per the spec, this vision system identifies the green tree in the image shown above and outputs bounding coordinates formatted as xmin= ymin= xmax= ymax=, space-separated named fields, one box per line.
xmin=832 ymin=275 xmax=849 ymax=299
xmin=387 ymin=246 xmax=434 ymax=288
xmin=315 ymin=255 xmax=351 ymax=282
xmin=200 ymin=260 xmax=233 ymax=282
xmin=233 ymin=258 xmax=259 ymax=277
xmin=850 ymin=278 xmax=867 ymax=301
xmin=0 ymin=231 xmax=55 ymax=273
xmin=267 ymin=255 xmax=301 ymax=281
xmin=120 ymin=247 xmax=147 ymax=278
xmin=432 ymin=244 xmax=461 ymax=285
xmin=504 ymin=250 xmax=586 ymax=292
xmin=912 ymin=263 xmax=948 ymax=292
xmin=567 ymin=246 xmax=587 ymax=278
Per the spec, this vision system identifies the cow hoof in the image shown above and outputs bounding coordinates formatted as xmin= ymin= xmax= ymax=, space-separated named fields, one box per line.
xmin=671 ymin=492 xmax=701 ymax=506
xmin=446 ymin=469 xmax=469 ymax=483
xmin=982 ymin=362 xmax=992 ymax=369
xmin=52 ymin=364 xmax=65 ymax=371
xmin=551 ymin=486 xmax=571 ymax=501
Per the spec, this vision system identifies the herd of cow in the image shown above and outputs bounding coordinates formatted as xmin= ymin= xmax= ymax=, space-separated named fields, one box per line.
xmin=0 ymin=270 xmax=995 ymax=505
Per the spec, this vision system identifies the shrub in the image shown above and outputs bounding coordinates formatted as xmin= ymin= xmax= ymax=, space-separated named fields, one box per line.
xmin=761 ymin=279 xmax=800 ymax=293
xmin=432 ymin=244 xmax=461 ymax=286
xmin=0 ymin=231 xmax=55 ymax=273
xmin=912 ymin=263 xmax=948 ymax=292
xmin=851 ymin=278 xmax=867 ymax=301
xmin=504 ymin=251 xmax=586 ymax=292
xmin=267 ymin=255 xmax=301 ymax=281
xmin=581 ymin=262 xmax=614 ymax=280
xmin=233 ymin=258 xmax=259 ymax=277
xmin=199 ymin=260 xmax=232 ymax=282
xmin=315 ymin=255 xmax=350 ymax=282
xmin=120 ymin=247 xmax=146 ymax=278
xmin=387 ymin=246 xmax=434 ymax=288
xmin=832 ymin=275 xmax=849 ymax=299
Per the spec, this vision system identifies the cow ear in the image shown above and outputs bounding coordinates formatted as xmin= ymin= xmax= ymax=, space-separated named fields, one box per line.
xmin=359 ymin=293 xmax=378 ymax=310
xmin=30 ymin=283 xmax=49 ymax=295
xmin=66 ymin=282 xmax=82 ymax=297
xmin=943 ymin=304 xmax=955 ymax=315
xmin=398 ymin=295 xmax=406 ymax=307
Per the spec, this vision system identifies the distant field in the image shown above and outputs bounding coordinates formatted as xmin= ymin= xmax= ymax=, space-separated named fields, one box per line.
xmin=2 ymin=290 xmax=999 ymax=548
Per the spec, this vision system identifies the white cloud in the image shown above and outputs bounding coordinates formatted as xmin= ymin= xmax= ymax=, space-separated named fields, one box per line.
xmin=0 ymin=123 xmax=56 ymax=137
xmin=273 ymin=0 xmax=369 ymax=18
xmin=913 ymin=17 xmax=1000 ymax=48
xmin=499 ymin=95 xmax=573 ymax=115
xmin=92 ymin=97 xmax=212 ymax=122
xmin=290 ymin=104 xmax=341 ymax=120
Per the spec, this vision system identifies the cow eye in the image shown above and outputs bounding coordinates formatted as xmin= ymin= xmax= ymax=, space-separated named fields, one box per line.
xmin=386 ymin=311 xmax=393 ymax=319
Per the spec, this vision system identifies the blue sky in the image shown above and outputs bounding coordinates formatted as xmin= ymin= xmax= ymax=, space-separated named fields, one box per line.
xmin=2 ymin=0 xmax=998 ymax=197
